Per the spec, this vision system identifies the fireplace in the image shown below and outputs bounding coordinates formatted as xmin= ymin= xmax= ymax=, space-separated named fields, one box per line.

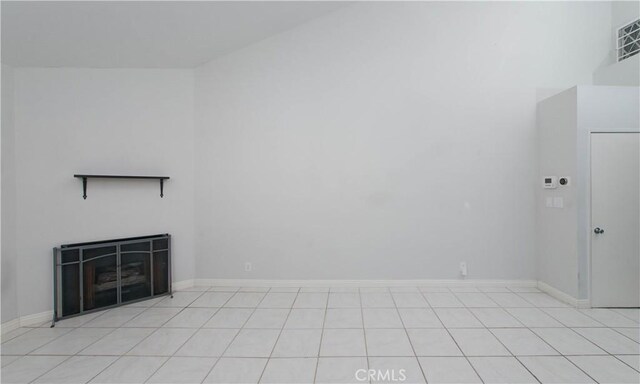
xmin=53 ymin=234 xmax=171 ymax=324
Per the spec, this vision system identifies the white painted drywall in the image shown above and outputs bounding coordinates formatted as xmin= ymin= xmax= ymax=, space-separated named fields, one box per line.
xmin=11 ymin=68 xmax=195 ymax=317
xmin=2 ymin=63 xmax=19 ymax=324
xmin=194 ymin=2 xmax=611 ymax=281
xmin=536 ymin=86 xmax=640 ymax=302
xmin=536 ymin=88 xmax=579 ymax=299
xmin=593 ymin=1 xmax=640 ymax=86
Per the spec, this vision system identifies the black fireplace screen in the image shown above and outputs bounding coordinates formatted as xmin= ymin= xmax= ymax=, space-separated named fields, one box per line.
xmin=53 ymin=234 xmax=171 ymax=323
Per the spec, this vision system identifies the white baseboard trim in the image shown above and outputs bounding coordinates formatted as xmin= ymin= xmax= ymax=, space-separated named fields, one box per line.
xmin=537 ymin=281 xmax=588 ymax=308
xmin=194 ymin=278 xmax=538 ymax=288
xmin=173 ymin=279 xmax=195 ymax=291
xmin=1 ymin=279 xmax=195 ymax=335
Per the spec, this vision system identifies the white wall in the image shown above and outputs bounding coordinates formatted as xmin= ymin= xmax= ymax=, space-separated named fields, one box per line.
xmin=536 ymin=88 xmax=579 ymax=298
xmin=194 ymin=2 xmax=611 ymax=281
xmin=11 ymin=68 xmax=195 ymax=317
xmin=2 ymin=64 xmax=19 ymax=324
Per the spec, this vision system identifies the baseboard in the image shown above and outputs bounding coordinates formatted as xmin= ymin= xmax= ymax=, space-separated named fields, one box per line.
xmin=1 ymin=279 xmax=195 ymax=335
xmin=537 ymin=281 xmax=587 ymax=308
xmin=173 ymin=279 xmax=195 ymax=291
xmin=194 ymin=278 xmax=538 ymax=288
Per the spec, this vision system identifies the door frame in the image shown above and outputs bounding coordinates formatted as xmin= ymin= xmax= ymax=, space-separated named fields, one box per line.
xmin=588 ymin=131 xmax=640 ymax=307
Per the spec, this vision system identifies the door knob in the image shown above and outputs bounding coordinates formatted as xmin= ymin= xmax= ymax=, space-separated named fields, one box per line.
xmin=594 ymin=227 xmax=605 ymax=234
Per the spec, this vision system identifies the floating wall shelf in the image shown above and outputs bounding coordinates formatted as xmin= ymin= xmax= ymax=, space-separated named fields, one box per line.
xmin=74 ymin=174 xmax=170 ymax=199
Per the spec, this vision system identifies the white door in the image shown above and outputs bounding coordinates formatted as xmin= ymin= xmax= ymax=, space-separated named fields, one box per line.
xmin=591 ymin=132 xmax=640 ymax=308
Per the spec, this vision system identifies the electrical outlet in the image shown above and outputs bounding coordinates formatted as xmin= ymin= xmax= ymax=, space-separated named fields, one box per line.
xmin=459 ymin=262 xmax=468 ymax=277
xmin=244 ymin=262 xmax=252 ymax=272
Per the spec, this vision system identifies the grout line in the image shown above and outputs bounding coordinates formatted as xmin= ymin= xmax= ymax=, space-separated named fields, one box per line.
xmin=390 ymin=290 xmax=429 ymax=383
xmin=312 ymin=287 xmax=330 ymax=383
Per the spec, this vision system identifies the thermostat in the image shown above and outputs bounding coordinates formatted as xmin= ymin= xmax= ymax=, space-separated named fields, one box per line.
xmin=543 ymin=176 xmax=557 ymax=189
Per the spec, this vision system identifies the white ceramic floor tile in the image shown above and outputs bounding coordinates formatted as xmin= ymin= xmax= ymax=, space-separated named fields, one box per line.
xmin=616 ymin=355 xmax=640 ymax=371
xmin=419 ymin=287 xmax=451 ymax=293
xmin=33 ymin=355 xmax=117 ymax=384
xmin=300 ymin=287 xmax=330 ymax=293
xmin=90 ymin=356 xmax=166 ymax=383
xmin=204 ymin=308 xmax=253 ymax=328
xmin=258 ymin=293 xmax=297 ymax=308
xmin=518 ymin=293 xmax=568 ymax=308
xmin=469 ymin=356 xmax=537 ymax=383
xmin=1 ymin=355 xmax=21 ymax=368
xmin=508 ymin=287 xmax=541 ymax=293
xmin=407 ymin=329 xmax=462 ymax=356
xmin=124 ymin=307 xmax=182 ymax=327
xmin=79 ymin=328 xmax=155 ymax=356
xmin=389 ymin=287 xmax=420 ymax=293
xmin=203 ymin=357 xmax=267 ymax=383
xmin=293 ymin=293 xmax=328 ymax=308
xmin=122 ymin=297 xmax=164 ymax=308
xmin=418 ymin=356 xmax=482 ymax=383
xmin=455 ymin=293 xmax=499 ymax=308
xmin=579 ymin=309 xmax=639 ymax=327
xmin=505 ymin=308 xmax=564 ymax=327
xmin=568 ymin=355 xmax=640 ymax=384
xmin=361 ymin=293 xmax=395 ymax=308
xmin=325 ymin=309 xmax=363 ymax=328
xmin=320 ymin=329 xmax=366 ymax=357
xmin=1 ymin=327 xmax=32 ymax=343
xmin=543 ymin=308 xmax=604 ymax=327
xmin=479 ymin=286 xmax=511 ymax=293
xmin=209 ymin=286 xmax=240 ymax=292
xmin=244 ymin=309 xmax=289 ymax=329
xmin=471 ymin=308 xmax=523 ymax=328
xmin=83 ymin=307 xmax=146 ymax=327
xmin=328 ymin=293 xmax=360 ymax=308
xmin=269 ymin=287 xmax=300 ymax=293
xmin=52 ymin=312 xmax=103 ymax=328
xmin=398 ymin=308 xmax=443 ymax=328
xmin=330 ymin=287 xmax=359 ymax=293
xmin=127 ymin=328 xmax=196 ymax=356
xmin=434 ymin=308 xmax=483 ymax=328
xmin=155 ymin=292 xmax=204 ymax=308
xmin=147 ymin=356 xmax=217 ymax=383
xmin=424 ymin=293 xmax=464 ymax=308
xmin=1 ymin=327 xmax=72 ymax=355
xmin=449 ymin=329 xmax=511 ymax=356
xmin=491 ymin=328 xmax=558 ymax=356
xmin=32 ymin=327 xmax=114 ymax=355
xmin=614 ymin=308 xmax=640 ymax=322
xmin=615 ymin=327 xmax=640 ymax=342
xmin=366 ymin=329 xmax=414 ymax=357
xmin=260 ymin=357 xmax=317 ymax=384
xmin=223 ymin=329 xmax=280 ymax=357
xmin=449 ymin=287 xmax=481 ymax=293
xmin=531 ymin=327 xmax=606 ymax=355
xmin=363 ymin=308 xmax=403 ymax=328
xmin=486 ymin=293 xmax=534 ymax=308
xmin=239 ymin=287 xmax=270 ymax=293
xmin=225 ymin=292 xmax=266 ymax=308
xmin=163 ymin=308 xmax=218 ymax=328
xmin=189 ymin=292 xmax=234 ymax=308
xmin=315 ymin=357 xmax=368 ymax=384
xmin=518 ymin=356 xmax=595 ymax=383
xmin=284 ymin=309 xmax=325 ymax=329
xmin=574 ymin=327 xmax=640 ymax=354
xmin=175 ymin=328 xmax=239 ymax=357
xmin=272 ymin=329 xmax=322 ymax=357
xmin=392 ymin=293 xmax=429 ymax=308
xmin=0 ymin=356 xmax=68 ymax=384
xmin=360 ymin=287 xmax=390 ymax=293
xmin=368 ymin=356 xmax=425 ymax=383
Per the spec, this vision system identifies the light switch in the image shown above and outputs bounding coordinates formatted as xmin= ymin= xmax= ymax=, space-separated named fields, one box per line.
xmin=546 ymin=197 xmax=553 ymax=208
xmin=553 ymin=197 xmax=564 ymax=208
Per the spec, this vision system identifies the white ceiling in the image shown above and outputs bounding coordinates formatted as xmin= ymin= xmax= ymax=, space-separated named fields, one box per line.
xmin=1 ymin=1 xmax=347 ymax=68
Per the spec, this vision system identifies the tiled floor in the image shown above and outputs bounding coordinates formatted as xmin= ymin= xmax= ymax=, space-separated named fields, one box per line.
xmin=1 ymin=286 xmax=639 ymax=383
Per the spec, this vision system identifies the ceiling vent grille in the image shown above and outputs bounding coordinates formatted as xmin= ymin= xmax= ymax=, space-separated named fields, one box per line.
xmin=617 ymin=19 xmax=640 ymax=62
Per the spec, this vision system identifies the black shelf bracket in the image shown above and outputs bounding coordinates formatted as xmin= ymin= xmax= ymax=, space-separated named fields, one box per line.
xmin=74 ymin=174 xmax=170 ymax=199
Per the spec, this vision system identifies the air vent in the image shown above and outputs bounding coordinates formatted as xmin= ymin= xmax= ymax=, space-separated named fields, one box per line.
xmin=617 ymin=19 xmax=640 ymax=62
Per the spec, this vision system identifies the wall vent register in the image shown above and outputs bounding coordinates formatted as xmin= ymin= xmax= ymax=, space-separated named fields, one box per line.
xmin=617 ymin=18 xmax=639 ymax=61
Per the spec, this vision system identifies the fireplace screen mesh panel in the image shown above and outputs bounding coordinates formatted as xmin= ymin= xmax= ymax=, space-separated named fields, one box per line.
xmin=53 ymin=234 xmax=171 ymax=323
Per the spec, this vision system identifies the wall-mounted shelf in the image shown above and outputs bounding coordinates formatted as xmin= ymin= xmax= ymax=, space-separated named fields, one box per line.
xmin=74 ymin=174 xmax=170 ymax=199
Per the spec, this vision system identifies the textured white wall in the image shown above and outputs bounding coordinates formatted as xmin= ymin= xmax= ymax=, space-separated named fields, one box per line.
xmin=2 ymin=64 xmax=19 ymax=323
xmin=11 ymin=69 xmax=195 ymax=317
xmin=194 ymin=2 xmax=611 ymax=281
